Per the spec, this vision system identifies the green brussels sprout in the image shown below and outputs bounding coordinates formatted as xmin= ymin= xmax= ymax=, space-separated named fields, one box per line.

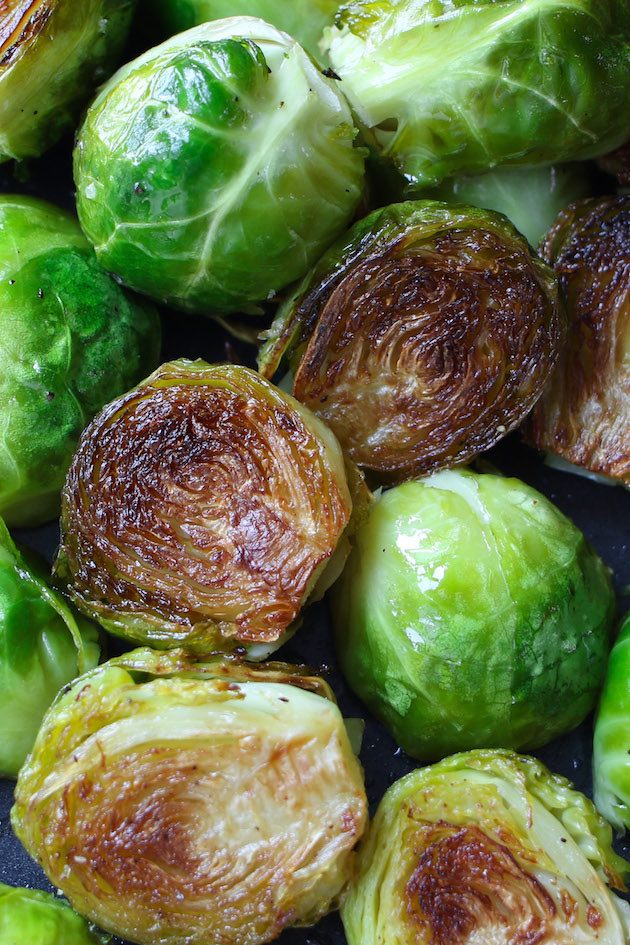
xmin=151 ymin=0 xmax=339 ymax=60
xmin=342 ymin=750 xmax=630 ymax=945
xmin=12 ymin=648 xmax=368 ymax=945
xmin=323 ymin=0 xmax=630 ymax=189
xmin=0 ymin=883 xmax=108 ymax=944
xmin=528 ymin=196 xmax=630 ymax=486
xmin=594 ymin=614 xmax=630 ymax=831
xmin=0 ymin=196 xmax=161 ymax=527
xmin=259 ymin=201 xmax=563 ymax=482
xmin=0 ymin=0 xmax=135 ymax=164
xmin=426 ymin=164 xmax=592 ymax=248
xmin=0 ymin=517 xmax=100 ymax=778
xmin=54 ymin=360 xmax=352 ymax=656
xmin=74 ymin=18 xmax=365 ymax=317
xmin=332 ymin=468 xmax=615 ymax=760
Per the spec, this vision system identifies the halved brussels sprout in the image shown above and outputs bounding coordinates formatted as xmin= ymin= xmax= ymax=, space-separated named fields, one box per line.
xmin=12 ymin=648 xmax=368 ymax=945
xmin=594 ymin=614 xmax=630 ymax=831
xmin=0 ymin=517 xmax=100 ymax=778
xmin=74 ymin=17 xmax=365 ymax=317
xmin=0 ymin=883 xmax=108 ymax=944
xmin=259 ymin=201 xmax=563 ymax=482
xmin=54 ymin=360 xmax=352 ymax=656
xmin=528 ymin=196 xmax=630 ymax=485
xmin=323 ymin=0 xmax=630 ymax=188
xmin=0 ymin=0 xmax=135 ymax=164
xmin=342 ymin=750 xmax=630 ymax=945
xmin=332 ymin=469 xmax=615 ymax=760
xmin=0 ymin=196 xmax=161 ymax=528
xmin=151 ymin=0 xmax=338 ymax=60
xmin=426 ymin=164 xmax=592 ymax=248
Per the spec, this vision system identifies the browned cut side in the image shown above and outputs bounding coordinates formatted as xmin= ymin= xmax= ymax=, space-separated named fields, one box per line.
xmin=0 ymin=0 xmax=52 ymax=66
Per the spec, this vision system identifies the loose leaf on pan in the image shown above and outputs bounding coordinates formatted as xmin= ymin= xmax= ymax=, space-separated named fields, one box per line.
xmin=528 ymin=196 xmax=630 ymax=485
xmin=0 ymin=0 xmax=135 ymax=163
xmin=12 ymin=649 xmax=368 ymax=945
xmin=74 ymin=17 xmax=365 ymax=316
xmin=324 ymin=0 xmax=630 ymax=188
xmin=55 ymin=360 xmax=352 ymax=656
xmin=342 ymin=750 xmax=630 ymax=945
xmin=260 ymin=201 xmax=564 ymax=482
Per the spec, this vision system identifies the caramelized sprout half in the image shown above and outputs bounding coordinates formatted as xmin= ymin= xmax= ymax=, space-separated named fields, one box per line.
xmin=12 ymin=649 xmax=368 ymax=945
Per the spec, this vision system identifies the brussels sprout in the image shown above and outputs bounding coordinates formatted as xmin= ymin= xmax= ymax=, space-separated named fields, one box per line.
xmin=0 ymin=196 xmax=161 ymax=528
xmin=151 ymin=0 xmax=338 ymax=60
xmin=342 ymin=750 xmax=630 ymax=945
xmin=0 ymin=0 xmax=134 ymax=164
xmin=54 ymin=359 xmax=352 ymax=656
xmin=594 ymin=614 xmax=630 ymax=831
xmin=426 ymin=164 xmax=592 ymax=248
xmin=323 ymin=0 xmax=630 ymax=189
xmin=0 ymin=883 xmax=108 ymax=944
xmin=0 ymin=517 xmax=100 ymax=778
xmin=332 ymin=469 xmax=614 ymax=760
xmin=599 ymin=143 xmax=630 ymax=189
xmin=74 ymin=18 xmax=365 ymax=317
xmin=259 ymin=201 xmax=563 ymax=482
xmin=12 ymin=648 xmax=368 ymax=945
xmin=528 ymin=196 xmax=630 ymax=485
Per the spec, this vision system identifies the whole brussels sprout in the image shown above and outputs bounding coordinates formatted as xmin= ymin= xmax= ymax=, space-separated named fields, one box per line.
xmin=323 ymin=0 xmax=630 ymax=189
xmin=0 ymin=517 xmax=100 ymax=778
xmin=529 ymin=196 xmax=630 ymax=485
xmin=259 ymin=201 xmax=563 ymax=482
xmin=342 ymin=750 xmax=630 ymax=945
xmin=0 ymin=0 xmax=135 ymax=164
xmin=594 ymin=614 xmax=630 ymax=831
xmin=426 ymin=164 xmax=592 ymax=248
xmin=332 ymin=469 xmax=615 ymax=760
xmin=12 ymin=648 xmax=368 ymax=945
xmin=0 ymin=883 xmax=108 ymax=944
xmin=55 ymin=360 xmax=352 ymax=656
xmin=151 ymin=0 xmax=339 ymax=60
xmin=0 ymin=196 xmax=160 ymax=528
xmin=74 ymin=17 xmax=365 ymax=317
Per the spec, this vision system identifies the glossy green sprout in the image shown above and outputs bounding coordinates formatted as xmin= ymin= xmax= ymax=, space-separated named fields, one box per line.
xmin=75 ymin=17 xmax=365 ymax=317
xmin=0 ymin=0 xmax=135 ymax=164
xmin=332 ymin=469 xmax=615 ymax=760
xmin=0 ymin=517 xmax=100 ymax=778
xmin=0 ymin=196 xmax=160 ymax=527
xmin=0 ymin=883 xmax=108 ymax=944
xmin=594 ymin=614 xmax=630 ymax=831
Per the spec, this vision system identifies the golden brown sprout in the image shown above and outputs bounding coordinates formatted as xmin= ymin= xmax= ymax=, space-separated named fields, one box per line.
xmin=528 ymin=196 xmax=630 ymax=484
xmin=259 ymin=201 xmax=563 ymax=482
xmin=54 ymin=360 xmax=351 ymax=655
xmin=12 ymin=649 xmax=368 ymax=945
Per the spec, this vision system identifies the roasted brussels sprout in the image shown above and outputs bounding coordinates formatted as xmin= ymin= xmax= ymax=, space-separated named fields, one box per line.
xmin=259 ymin=201 xmax=563 ymax=481
xmin=332 ymin=469 xmax=614 ymax=760
xmin=12 ymin=648 xmax=368 ymax=945
xmin=55 ymin=360 xmax=352 ymax=656
xmin=0 ymin=517 xmax=100 ymax=778
xmin=151 ymin=0 xmax=338 ymax=60
xmin=74 ymin=17 xmax=365 ymax=317
xmin=0 ymin=883 xmax=108 ymax=944
xmin=323 ymin=0 xmax=630 ymax=189
xmin=528 ymin=196 xmax=630 ymax=485
xmin=0 ymin=196 xmax=160 ymax=528
xmin=427 ymin=164 xmax=592 ymax=248
xmin=342 ymin=750 xmax=630 ymax=945
xmin=0 ymin=0 xmax=134 ymax=164
xmin=594 ymin=614 xmax=630 ymax=831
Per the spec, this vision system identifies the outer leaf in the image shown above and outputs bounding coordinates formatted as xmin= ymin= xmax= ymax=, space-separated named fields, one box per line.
xmin=12 ymin=649 xmax=368 ymax=945
xmin=54 ymin=360 xmax=352 ymax=656
xmin=332 ymin=468 xmax=615 ymax=759
xmin=342 ymin=750 xmax=629 ymax=945
xmin=528 ymin=196 xmax=630 ymax=485
xmin=0 ymin=0 xmax=134 ymax=163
